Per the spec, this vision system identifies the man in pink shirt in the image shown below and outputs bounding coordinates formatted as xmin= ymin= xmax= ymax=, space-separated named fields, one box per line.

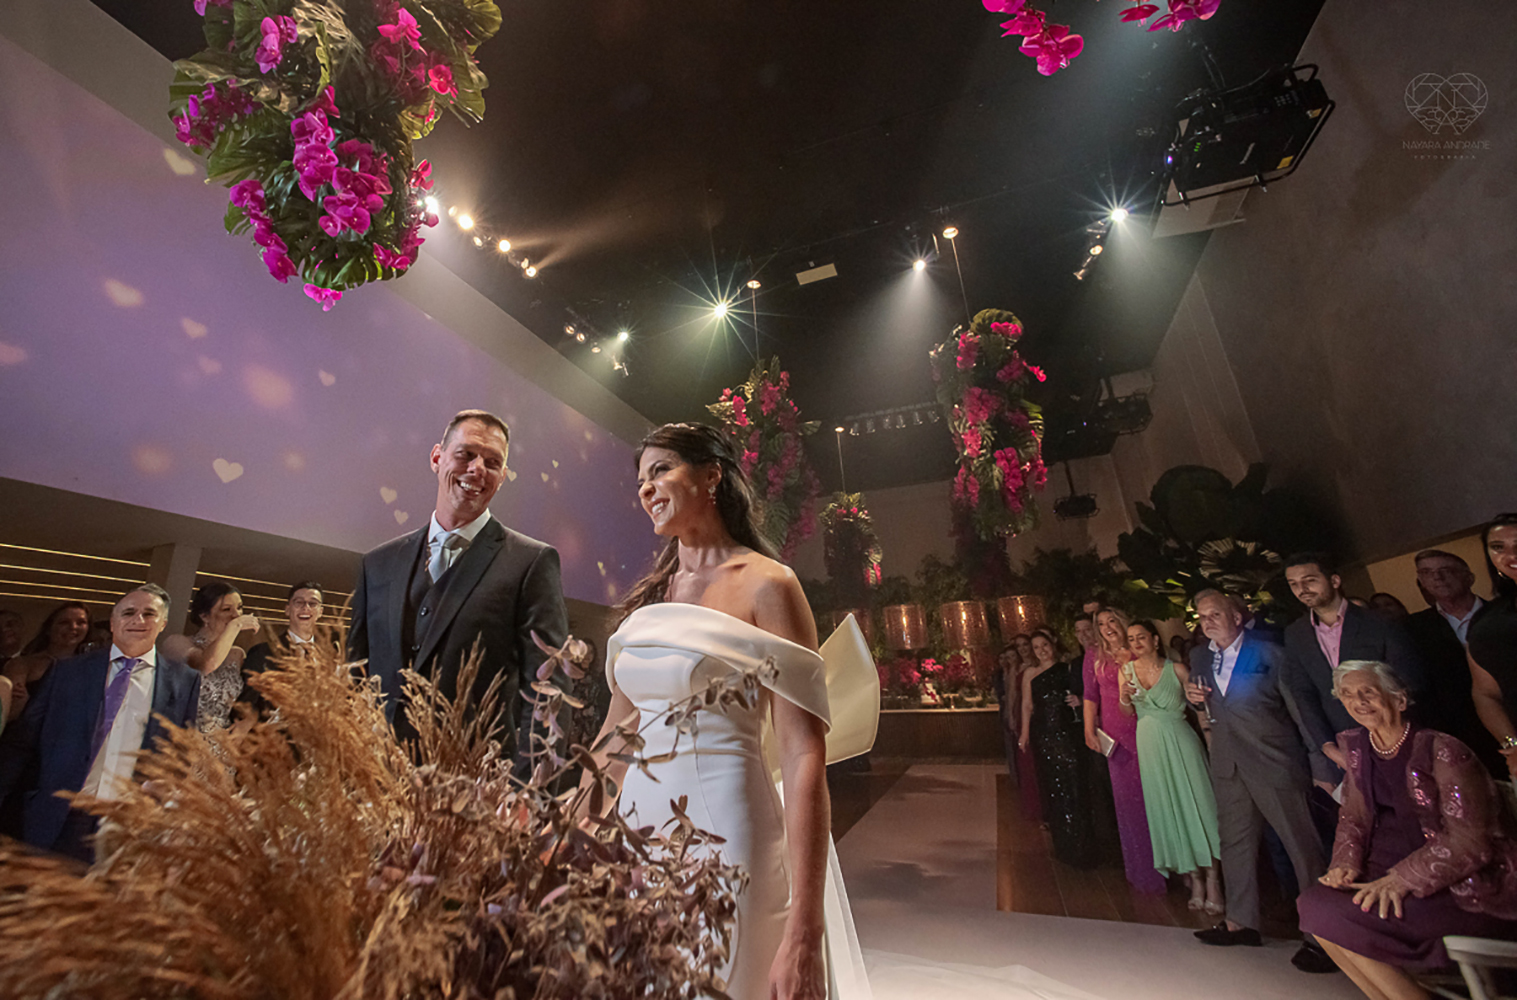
xmin=1282 ymin=553 xmax=1427 ymax=780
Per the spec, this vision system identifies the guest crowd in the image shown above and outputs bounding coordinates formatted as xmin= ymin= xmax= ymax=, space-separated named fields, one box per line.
xmin=997 ymin=523 xmax=1517 ymax=998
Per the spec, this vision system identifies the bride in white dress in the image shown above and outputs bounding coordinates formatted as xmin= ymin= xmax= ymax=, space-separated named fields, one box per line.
xmin=587 ymin=423 xmax=851 ymax=1000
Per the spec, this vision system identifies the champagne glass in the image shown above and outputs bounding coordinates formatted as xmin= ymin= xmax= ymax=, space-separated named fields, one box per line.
xmin=1195 ymin=677 xmax=1216 ymax=725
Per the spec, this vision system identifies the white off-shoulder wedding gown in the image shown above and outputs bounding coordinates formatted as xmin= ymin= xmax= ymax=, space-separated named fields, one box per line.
xmin=606 ymin=603 xmax=878 ymax=1000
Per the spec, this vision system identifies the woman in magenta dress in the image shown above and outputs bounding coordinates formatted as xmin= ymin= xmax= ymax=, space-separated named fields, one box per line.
xmin=1083 ymin=607 xmax=1166 ymax=895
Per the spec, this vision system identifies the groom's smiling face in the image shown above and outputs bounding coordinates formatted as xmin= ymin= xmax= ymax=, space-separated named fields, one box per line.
xmin=432 ymin=418 xmax=508 ymax=528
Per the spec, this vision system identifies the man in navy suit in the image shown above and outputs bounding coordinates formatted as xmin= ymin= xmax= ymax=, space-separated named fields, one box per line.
xmin=348 ymin=409 xmax=568 ymax=769
xmin=0 ymin=583 xmax=201 ymax=862
xmin=1185 ymin=589 xmax=1332 ymax=973
xmin=1282 ymin=552 xmax=1427 ymax=781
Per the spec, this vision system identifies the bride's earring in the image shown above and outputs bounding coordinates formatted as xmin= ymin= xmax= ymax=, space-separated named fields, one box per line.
xmin=708 ymin=484 xmax=718 ymax=500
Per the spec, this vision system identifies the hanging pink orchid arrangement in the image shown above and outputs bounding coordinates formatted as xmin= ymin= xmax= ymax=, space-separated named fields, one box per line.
xmin=982 ymin=0 xmax=1220 ymax=75
xmin=708 ymin=359 xmax=823 ymax=561
xmin=930 ymin=309 xmax=1048 ymax=539
xmin=169 ymin=0 xmax=501 ymax=307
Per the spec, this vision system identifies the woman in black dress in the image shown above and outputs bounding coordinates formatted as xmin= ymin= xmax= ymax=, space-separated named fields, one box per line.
xmin=1468 ymin=513 xmax=1517 ymax=779
xmin=1019 ymin=627 xmax=1100 ymax=867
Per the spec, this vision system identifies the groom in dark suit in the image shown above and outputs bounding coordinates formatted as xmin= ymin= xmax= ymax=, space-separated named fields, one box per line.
xmin=1185 ymin=589 xmax=1332 ymax=973
xmin=0 ymin=584 xmax=201 ymax=862
xmin=348 ymin=409 xmax=568 ymax=770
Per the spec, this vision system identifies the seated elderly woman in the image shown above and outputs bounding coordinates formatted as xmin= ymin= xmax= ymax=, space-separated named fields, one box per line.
xmin=1298 ymin=659 xmax=1517 ymax=1000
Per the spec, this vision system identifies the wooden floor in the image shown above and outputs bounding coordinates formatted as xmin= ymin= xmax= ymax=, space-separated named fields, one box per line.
xmin=992 ymin=771 xmax=1215 ymax=928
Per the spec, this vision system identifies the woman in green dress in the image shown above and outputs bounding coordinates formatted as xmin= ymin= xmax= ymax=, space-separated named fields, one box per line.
xmin=1120 ymin=619 xmax=1223 ymax=913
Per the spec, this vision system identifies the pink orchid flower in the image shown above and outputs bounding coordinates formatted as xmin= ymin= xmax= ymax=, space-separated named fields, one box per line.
xmin=255 ymin=16 xmax=297 ymax=74
xmin=1120 ymin=4 xmax=1160 ymax=23
xmin=981 ymin=0 xmax=1026 ymax=12
xmin=428 ymin=63 xmax=457 ymax=96
xmin=304 ymin=284 xmax=343 ymax=311
xmin=378 ymin=8 xmax=423 ymax=51
xmin=375 ymin=245 xmax=412 ymax=271
xmin=311 ymin=85 xmax=340 ymax=117
xmin=409 ymin=159 xmax=434 ymax=191
xmin=290 ymin=109 xmax=334 ymax=147
xmin=1020 ymin=25 xmax=1084 ymax=75
xmin=228 ymin=178 xmax=266 ymax=213
xmin=263 ymin=248 xmax=298 ymax=283
xmin=1000 ymin=9 xmax=1046 ymax=36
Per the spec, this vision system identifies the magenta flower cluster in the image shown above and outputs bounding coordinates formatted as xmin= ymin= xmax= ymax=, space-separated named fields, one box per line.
xmin=229 ymin=178 xmax=298 ymax=284
xmin=981 ymin=0 xmax=1220 ymax=75
xmin=371 ymin=6 xmax=460 ymax=111
xmin=256 ymin=15 xmax=298 ymax=74
xmin=172 ymin=82 xmax=259 ymax=149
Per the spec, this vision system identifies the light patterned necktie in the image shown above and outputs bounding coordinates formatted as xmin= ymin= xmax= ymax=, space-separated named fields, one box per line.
xmin=427 ymin=533 xmax=465 ymax=583
xmin=90 ymin=657 xmax=139 ymax=762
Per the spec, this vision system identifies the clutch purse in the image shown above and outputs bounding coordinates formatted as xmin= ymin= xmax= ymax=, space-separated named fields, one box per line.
xmin=1095 ymin=728 xmax=1118 ymax=757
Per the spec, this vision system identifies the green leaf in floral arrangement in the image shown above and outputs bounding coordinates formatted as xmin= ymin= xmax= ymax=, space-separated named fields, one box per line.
xmin=202 ymin=4 xmax=235 ymax=52
xmin=223 ymin=201 xmax=250 ymax=236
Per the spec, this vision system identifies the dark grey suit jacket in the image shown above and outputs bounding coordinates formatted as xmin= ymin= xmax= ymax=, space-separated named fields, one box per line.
xmin=1283 ymin=602 xmax=1427 ymax=755
xmin=1189 ymin=633 xmax=1313 ymax=789
xmin=0 ymin=648 xmax=200 ymax=855
xmin=347 ymin=516 xmax=568 ymax=758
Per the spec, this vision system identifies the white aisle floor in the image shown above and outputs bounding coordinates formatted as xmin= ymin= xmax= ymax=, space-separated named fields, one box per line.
xmin=834 ymin=763 xmax=1364 ymax=1000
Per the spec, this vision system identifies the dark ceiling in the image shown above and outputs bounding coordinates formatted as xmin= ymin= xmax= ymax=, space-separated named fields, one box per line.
xmin=92 ymin=0 xmax=1324 ymax=493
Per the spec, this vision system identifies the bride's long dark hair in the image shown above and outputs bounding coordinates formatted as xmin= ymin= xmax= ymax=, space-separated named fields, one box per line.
xmin=615 ymin=423 xmax=778 ymax=622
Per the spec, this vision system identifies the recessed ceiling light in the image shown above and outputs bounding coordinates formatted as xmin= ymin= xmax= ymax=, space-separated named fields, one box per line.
xmin=942 ymin=226 xmax=959 ymax=239
xmin=913 ymin=259 xmax=926 ymax=272
xmin=457 ymin=213 xmax=475 ymax=230
xmin=497 ymin=238 xmax=511 ymax=253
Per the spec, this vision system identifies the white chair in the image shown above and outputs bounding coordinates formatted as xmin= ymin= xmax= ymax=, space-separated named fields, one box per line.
xmin=1436 ymin=936 xmax=1517 ymax=1000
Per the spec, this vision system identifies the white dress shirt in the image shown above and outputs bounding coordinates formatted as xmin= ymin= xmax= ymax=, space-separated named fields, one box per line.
xmin=81 ymin=645 xmax=157 ymax=801
xmin=426 ymin=508 xmax=493 ymax=577
xmin=286 ymin=630 xmax=314 ymax=646
xmin=1210 ymin=631 xmax=1246 ymax=697
xmin=1439 ymin=596 xmax=1485 ymax=646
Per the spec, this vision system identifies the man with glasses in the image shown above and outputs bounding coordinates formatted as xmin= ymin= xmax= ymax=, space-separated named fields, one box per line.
xmin=240 ymin=581 xmax=330 ymax=719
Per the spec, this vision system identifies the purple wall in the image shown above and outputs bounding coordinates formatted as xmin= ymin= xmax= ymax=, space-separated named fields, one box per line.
xmin=0 ymin=35 xmax=655 ymax=603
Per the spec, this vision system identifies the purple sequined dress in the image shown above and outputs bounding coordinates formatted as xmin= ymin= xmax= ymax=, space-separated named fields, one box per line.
xmin=1085 ymin=650 xmax=1166 ymax=894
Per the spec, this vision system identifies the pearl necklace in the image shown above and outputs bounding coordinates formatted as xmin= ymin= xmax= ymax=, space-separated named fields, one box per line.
xmin=1370 ymin=722 xmax=1411 ymax=758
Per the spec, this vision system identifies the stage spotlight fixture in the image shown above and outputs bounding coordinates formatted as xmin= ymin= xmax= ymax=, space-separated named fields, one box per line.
xmin=424 ymin=195 xmax=440 ymax=214
xmin=575 ymin=330 xmax=586 ymax=343
xmin=746 ymin=279 xmax=762 ymax=290
xmin=457 ymin=213 xmax=475 ymax=230
xmin=942 ymin=226 xmax=959 ymax=239
xmin=447 ymin=205 xmax=458 ymax=218
xmin=713 ymin=301 xmax=730 ymax=318
xmin=1073 ymin=268 xmax=1088 ymax=281
xmin=524 ymin=265 xmax=538 ymax=277
xmin=564 ymin=324 xmax=575 ymax=337
xmin=618 ymin=330 xmax=630 ymax=342
xmin=497 ymin=238 xmax=511 ymax=253
xmin=1109 ymin=207 xmax=1129 ymax=223
xmin=471 ymin=235 xmax=483 ymax=247
xmin=590 ymin=343 xmax=601 ymax=354
xmin=1089 ymin=245 xmax=1104 ymax=256
xmin=520 ymin=258 xmax=530 ymax=270
xmin=834 ymin=425 xmax=845 ymax=434
xmin=913 ymin=258 xmax=927 ymax=272
xmin=913 ymin=411 xmax=923 ymax=425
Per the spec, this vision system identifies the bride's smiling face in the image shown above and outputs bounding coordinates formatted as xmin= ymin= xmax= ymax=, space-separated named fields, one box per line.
xmin=637 ymin=446 xmax=717 ymax=536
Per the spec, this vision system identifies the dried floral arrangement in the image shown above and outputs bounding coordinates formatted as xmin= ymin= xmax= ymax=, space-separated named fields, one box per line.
xmin=706 ymin=357 xmax=823 ymax=561
xmin=0 ymin=634 xmax=764 ymax=999
xmin=980 ymin=0 xmax=1221 ymax=76
xmin=170 ymin=0 xmax=503 ymax=309
xmin=929 ymin=308 xmax=1048 ymax=541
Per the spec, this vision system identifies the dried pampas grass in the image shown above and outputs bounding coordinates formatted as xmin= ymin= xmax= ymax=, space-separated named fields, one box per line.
xmin=0 ymin=636 xmax=750 ymax=999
